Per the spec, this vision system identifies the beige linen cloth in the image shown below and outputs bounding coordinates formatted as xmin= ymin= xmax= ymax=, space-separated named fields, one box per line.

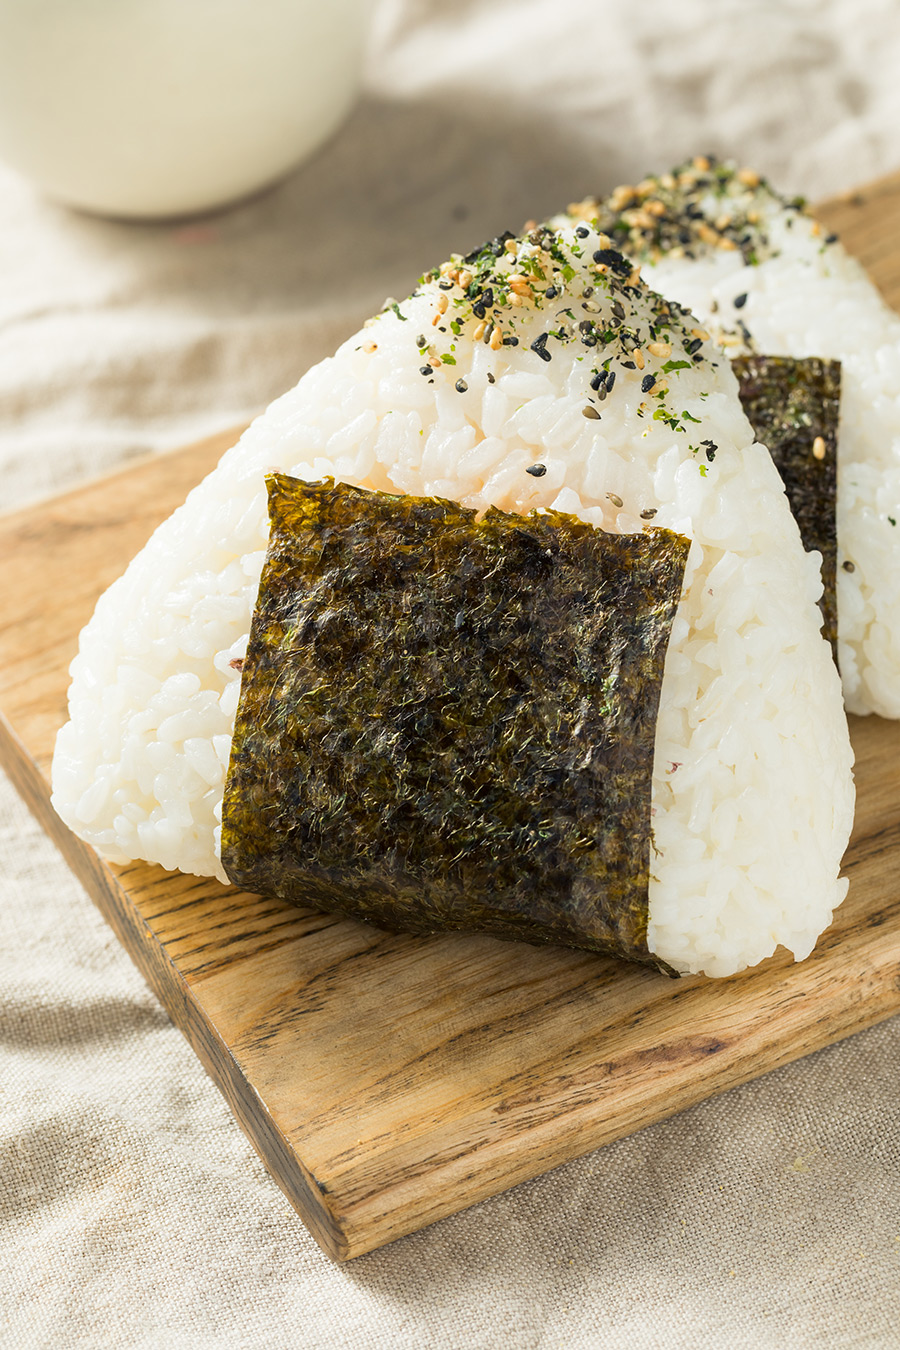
xmin=3 ymin=2 xmax=900 ymax=1345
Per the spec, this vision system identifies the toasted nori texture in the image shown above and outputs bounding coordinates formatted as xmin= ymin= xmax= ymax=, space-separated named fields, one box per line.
xmin=221 ymin=474 xmax=690 ymax=971
xmin=734 ymin=355 xmax=841 ymax=661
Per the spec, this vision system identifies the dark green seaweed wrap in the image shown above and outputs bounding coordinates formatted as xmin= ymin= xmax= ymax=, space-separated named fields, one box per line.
xmin=221 ymin=474 xmax=690 ymax=970
xmin=734 ymin=355 xmax=841 ymax=660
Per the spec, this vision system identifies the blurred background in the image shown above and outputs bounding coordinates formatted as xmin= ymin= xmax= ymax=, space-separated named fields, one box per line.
xmin=2 ymin=0 xmax=899 ymax=512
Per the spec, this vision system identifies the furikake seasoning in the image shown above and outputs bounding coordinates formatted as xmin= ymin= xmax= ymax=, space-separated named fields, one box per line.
xmin=375 ymin=207 xmax=725 ymax=450
xmin=563 ymin=155 xmax=833 ymax=271
xmin=734 ymin=355 xmax=841 ymax=661
xmin=221 ymin=474 xmax=690 ymax=970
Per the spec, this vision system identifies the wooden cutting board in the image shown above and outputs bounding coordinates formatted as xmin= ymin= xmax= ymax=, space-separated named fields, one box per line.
xmin=2 ymin=173 xmax=900 ymax=1262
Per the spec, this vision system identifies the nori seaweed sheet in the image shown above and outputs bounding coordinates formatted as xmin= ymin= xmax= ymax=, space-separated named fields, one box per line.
xmin=734 ymin=355 xmax=841 ymax=661
xmin=221 ymin=474 xmax=690 ymax=971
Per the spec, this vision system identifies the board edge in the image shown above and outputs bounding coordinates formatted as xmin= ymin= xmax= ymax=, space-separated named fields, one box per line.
xmin=0 ymin=708 xmax=356 ymax=1262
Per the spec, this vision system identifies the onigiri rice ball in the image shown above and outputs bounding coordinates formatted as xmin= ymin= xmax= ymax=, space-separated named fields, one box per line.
xmin=51 ymin=216 xmax=854 ymax=978
xmin=557 ymin=157 xmax=900 ymax=717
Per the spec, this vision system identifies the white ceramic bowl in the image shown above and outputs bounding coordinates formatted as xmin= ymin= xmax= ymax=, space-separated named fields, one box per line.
xmin=0 ymin=0 xmax=369 ymax=219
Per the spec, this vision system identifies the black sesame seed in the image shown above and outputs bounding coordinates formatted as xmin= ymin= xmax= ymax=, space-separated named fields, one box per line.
xmin=843 ymin=560 xmax=856 ymax=572
xmin=605 ymin=370 xmax=616 ymax=390
xmin=487 ymin=372 xmax=495 ymax=383
xmin=531 ymin=333 xmax=552 ymax=362
xmin=526 ymin=463 xmax=547 ymax=477
xmin=607 ymin=493 xmax=623 ymax=507
xmin=544 ymin=285 xmax=558 ymax=300
xmin=438 ymin=279 xmax=454 ymax=290
xmin=481 ymin=287 xmax=494 ymax=307
xmin=419 ymin=366 xmax=432 ymax=376
xmin=589 ymin=372 xmax=604 ymax=391
xmin=733 ymin=293 xmax=748 ymax=309
xmin=582 ymin=405 xmax=601 ymax=419
xmin=455 ymin=378 xmax=468 ymax=393
xmin=640 ymin=508 xmax=657 ymax=520
xmin=621 ymin=360 xmax=636 ymax=370
xmin=416 ymin=333 xmax=427 ymax=347
xmin=641 ymin=373 xmax=656 ymax=393
xmin=575 ymin=226 xmax=590 ymax=238
xmin=502 ymin=335 xmax=519 ymax=346
xmin=472 ymin=302 xmax=486 ymax=320
xmin=685 ymin=338 xmax=703 ymax=355
xmin=825 ymin=233 xmax=838 ymax=244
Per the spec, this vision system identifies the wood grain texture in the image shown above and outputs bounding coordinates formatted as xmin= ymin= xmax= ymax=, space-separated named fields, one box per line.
xmin=2 ymin=175 xmax=900 ymax=1261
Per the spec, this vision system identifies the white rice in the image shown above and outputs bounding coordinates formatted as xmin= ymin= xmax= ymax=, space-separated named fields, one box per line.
xmin=558 ymin=163 xmax=900 ymax=717
xmin=51 ymin=220 xmax=854 ymax=978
